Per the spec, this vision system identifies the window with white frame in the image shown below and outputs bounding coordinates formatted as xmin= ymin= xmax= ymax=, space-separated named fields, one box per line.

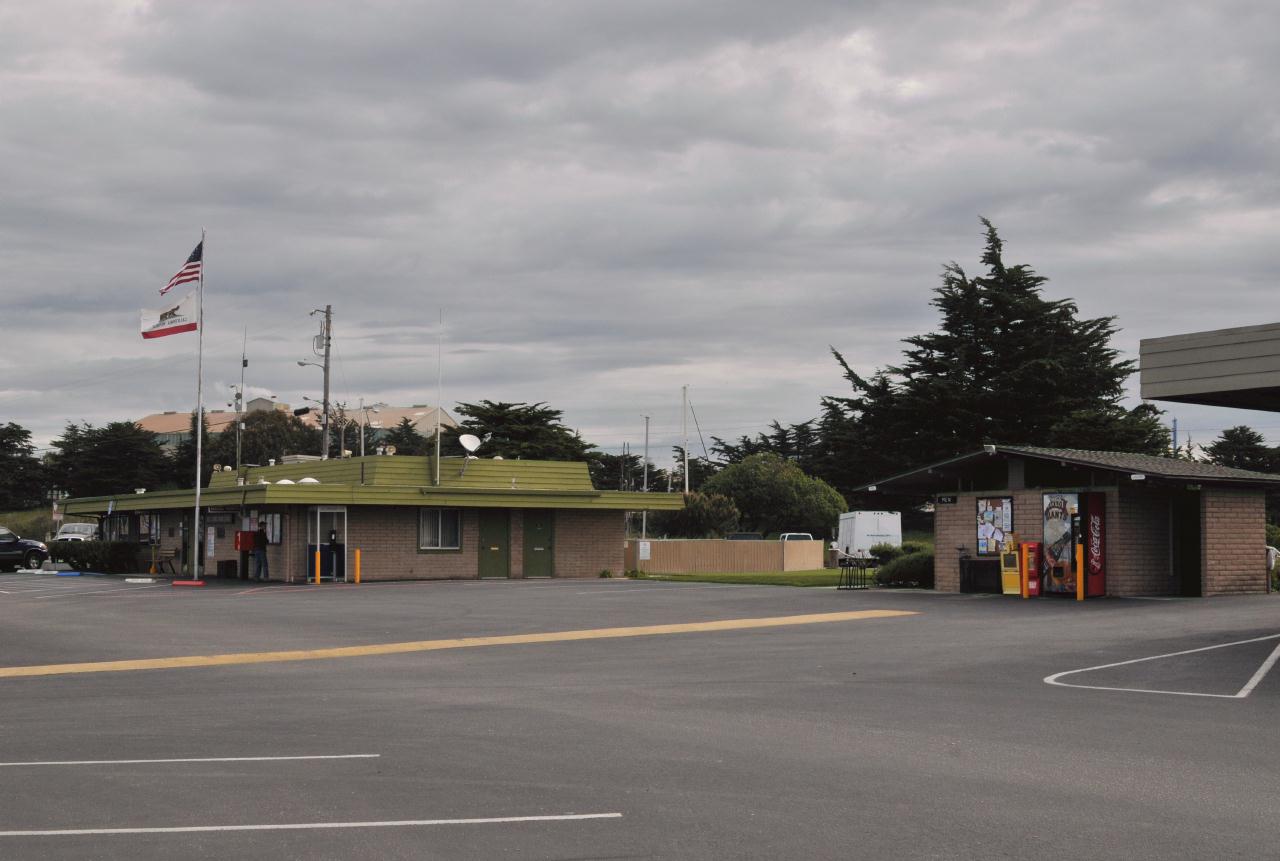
xmin=419 ymin=509 xmax=461 ymax=550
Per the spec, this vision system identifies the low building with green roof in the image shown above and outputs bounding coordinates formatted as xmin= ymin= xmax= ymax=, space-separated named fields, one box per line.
xmin=63 ymin=455 xmax=683 ymax=582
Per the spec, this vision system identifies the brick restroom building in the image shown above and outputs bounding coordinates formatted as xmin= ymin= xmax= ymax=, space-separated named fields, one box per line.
xmin=856 ymin=446 xmax=1278 ymax=598
xmin=63 ymin=455 xmax=683 ymax=582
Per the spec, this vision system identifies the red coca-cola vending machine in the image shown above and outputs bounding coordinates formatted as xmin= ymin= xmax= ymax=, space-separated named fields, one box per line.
xmin=1083 ymin=492 xmax=1106 ymax=598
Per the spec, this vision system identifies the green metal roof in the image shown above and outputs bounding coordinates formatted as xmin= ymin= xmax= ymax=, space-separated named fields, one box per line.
xmin=64 ymin=455 xmax=684 ymax=515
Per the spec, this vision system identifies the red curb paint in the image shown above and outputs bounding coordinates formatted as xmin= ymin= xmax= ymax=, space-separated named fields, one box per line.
xmin=171 ymin=580 xmax=206 ymax=587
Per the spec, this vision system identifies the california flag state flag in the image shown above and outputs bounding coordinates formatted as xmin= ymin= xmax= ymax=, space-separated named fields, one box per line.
xmin=141 ymin=290 xmax=198 ymax=339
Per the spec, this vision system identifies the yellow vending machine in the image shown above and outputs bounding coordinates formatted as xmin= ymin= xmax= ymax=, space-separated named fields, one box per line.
xmin=1000 ymin=532 xmax=1021 ymax=595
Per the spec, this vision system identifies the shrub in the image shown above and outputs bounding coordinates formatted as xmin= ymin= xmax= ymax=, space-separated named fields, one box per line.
xmin=598 ymin=569 xmax=614 ymax=578
xmin=868 ymin=543 xmax=903 ymax=566
xmin=900 ymin=540 xmax=927 ymax=556
xmin=1267 ymin=523 xmax=1280 ymax=548
xmin=48 ymin=541 xmax=143 ymax=574
xmin=875 ymin=551 xmax=934 ymax=588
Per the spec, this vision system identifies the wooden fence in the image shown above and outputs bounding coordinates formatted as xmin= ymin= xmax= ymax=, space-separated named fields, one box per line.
xmin=623 ymin=539 xmax=826 ymax=574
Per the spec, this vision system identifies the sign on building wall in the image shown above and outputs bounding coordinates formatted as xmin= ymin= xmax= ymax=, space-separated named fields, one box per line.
xmin=638 ymin=541 xmax=651 ymax=561
xmin=976 ymin=497 xmax=1013 ymax=555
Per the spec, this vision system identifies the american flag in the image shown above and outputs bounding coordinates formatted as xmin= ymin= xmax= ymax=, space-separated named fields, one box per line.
xmin=160 ymin=241 xmax=203 ymax=296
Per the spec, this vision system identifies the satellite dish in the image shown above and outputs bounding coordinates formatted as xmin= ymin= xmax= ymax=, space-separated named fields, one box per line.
xmin=385 ymin=444 xmax=397 ymax=455
xmin=223 ymin=465 xmax=233 ymax=472
xmin=492 ymin=455 xmax=503 ymax=461
xmin=459 ymin=434 xmax=482 ymax=453
xmin=212 ymin=464 xmax=222 ymax=472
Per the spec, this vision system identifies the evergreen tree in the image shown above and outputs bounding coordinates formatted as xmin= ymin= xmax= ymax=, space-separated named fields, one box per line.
xmin=171 ymin=410 xmax=214 ymax=487
xmin=205 ymin=409 xmax=321 ymax=469
xmin=669 ymin=446 xmax=719 ymax=491
xmin=48 ymin=421 xmax=171 ymax=498
xmin=453 ymin=400 xmax=594 ymax=461
xmin=825 ymin=219 xmax=1168 ymax=494
xmin=0 ymin=422 xmax=47 ymax=510
xmin=1206 ymin=426 xmax=1278 ymax=473
xmin=382 ymin=417 xmax=429 ymax=456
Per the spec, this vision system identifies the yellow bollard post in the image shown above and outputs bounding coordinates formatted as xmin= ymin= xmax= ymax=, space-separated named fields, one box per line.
xmin=355 ymin=548 xmax=361 ymax=584
xmin=314 ymin=549 xmax=321 ymax=585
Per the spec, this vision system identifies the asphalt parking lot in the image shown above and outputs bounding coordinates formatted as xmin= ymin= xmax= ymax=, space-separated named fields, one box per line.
xmin=1 ymin=573 xmax=1277 ymax=860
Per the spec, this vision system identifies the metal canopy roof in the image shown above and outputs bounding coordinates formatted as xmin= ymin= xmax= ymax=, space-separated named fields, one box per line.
xmin=1140 ymin=322 xmax=1280 ymax=411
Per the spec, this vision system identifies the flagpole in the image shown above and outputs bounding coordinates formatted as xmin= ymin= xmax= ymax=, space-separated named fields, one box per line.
xmin=192 ymin=228 xmax=206 ymax=582
xmin=434 ymin=307 xmax=442 ymax=486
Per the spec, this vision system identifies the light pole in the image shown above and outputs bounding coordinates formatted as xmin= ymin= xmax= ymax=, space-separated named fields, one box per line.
xmin=358 ymin=399 xmax=386 ymax=458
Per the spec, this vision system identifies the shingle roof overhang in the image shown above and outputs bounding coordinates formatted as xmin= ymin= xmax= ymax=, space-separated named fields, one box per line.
xmin=853 ymin=445 xmax=1280 ymax=495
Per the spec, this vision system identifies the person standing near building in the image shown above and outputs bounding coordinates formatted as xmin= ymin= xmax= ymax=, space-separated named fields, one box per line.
xmin=254 ymin=520 xmax=270 ymax=582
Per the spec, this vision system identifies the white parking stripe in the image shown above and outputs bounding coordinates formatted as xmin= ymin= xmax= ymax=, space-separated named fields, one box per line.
xmin=30 ymin=586 xmax=162 ymax=600
xmin=1236 ymin=641 xmax=1280 ymax=697
xmin=1045 ymin=633 xmax=1280 ymax=699
xmin=0 ymin=812 xmax=623 ymax=837
xmin=0 ymin=754 xmax=380 ymax=768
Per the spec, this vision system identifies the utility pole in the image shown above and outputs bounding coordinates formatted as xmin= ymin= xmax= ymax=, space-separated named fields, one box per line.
xmin=235 ymin=328 xmax=247 ymax=471
xmin=642 ymin=415 xmax=650 ymax=539
xmin=321 ymin=305 xmax=332 ymax=459
xmin=682 ymin=385 xmax=689 ymax=494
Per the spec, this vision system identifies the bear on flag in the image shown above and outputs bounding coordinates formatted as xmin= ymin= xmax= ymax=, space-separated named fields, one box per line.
xmin=141 ymin=290 xmax=198 ymax=338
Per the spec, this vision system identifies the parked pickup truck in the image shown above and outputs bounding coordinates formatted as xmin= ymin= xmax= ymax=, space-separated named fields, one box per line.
xmin=0 ymin=525 xmax=49 ymax=571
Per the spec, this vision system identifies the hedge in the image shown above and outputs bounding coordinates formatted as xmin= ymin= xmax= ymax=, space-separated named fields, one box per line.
xmin=48 ymin=541 xmax=144 ymax=574
xmin=875 ymin=551 xmax=935 ymax=588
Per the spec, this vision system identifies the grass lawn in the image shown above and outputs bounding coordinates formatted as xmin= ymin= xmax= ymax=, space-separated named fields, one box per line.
xmin=634 ymin=569 xmax=846 ymax=587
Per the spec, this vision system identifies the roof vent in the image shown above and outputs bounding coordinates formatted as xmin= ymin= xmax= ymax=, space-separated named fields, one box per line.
xmin=276 ymin=479 xmax=296 ymax=485
xmin=298 ymin=477 xmax=320 ymax=484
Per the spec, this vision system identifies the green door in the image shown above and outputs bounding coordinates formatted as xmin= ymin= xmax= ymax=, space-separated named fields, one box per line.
xmin=523 ymin=510 xmax=554 ymax=578
xmin=478 ymin=509 xmax=510 ymax=579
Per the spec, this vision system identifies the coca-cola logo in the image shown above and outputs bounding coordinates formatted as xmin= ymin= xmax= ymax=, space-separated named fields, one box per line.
xmin=1088 ymin=513 xmax=1103 ymax=574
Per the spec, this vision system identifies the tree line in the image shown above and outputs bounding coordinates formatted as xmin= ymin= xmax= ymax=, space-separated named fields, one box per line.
xmin=4 ymin=221 xmax=1273 ymax=537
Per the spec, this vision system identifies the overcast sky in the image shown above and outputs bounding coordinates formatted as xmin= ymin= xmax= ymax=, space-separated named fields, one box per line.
xmin=3 ymin=1 xmax=1278 ymax=465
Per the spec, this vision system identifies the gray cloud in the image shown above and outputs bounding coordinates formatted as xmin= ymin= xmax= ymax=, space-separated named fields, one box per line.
xmin=3 ymin=0 xmax=1278 ymax=459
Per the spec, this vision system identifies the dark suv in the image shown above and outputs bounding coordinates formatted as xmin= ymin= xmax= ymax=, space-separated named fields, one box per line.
xmin=0 ymin=525 xmax=49 ymax=571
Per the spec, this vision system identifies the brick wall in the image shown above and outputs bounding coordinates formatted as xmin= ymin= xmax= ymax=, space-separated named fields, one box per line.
xmin=553 ymin=510 xmax=625 ymax=578
xmin=338 ymin=506 xmax=480 ymax=581
xmin=1108 ymin=486 xmax=1175 ymax=596
xmin=933 ymin=491 xmax=1045 ymax=592
xmin=511 ymin=510 xmax=525 ymax=577
xmin=1201 ymin=487 xmax=1267 ymax=595
xmin=213 ymin=505 xmax=630 ymax=581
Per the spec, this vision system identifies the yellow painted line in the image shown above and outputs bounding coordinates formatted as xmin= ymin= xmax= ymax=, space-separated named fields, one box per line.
xmin=0 ymin=610 xmax=915 ymax=679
